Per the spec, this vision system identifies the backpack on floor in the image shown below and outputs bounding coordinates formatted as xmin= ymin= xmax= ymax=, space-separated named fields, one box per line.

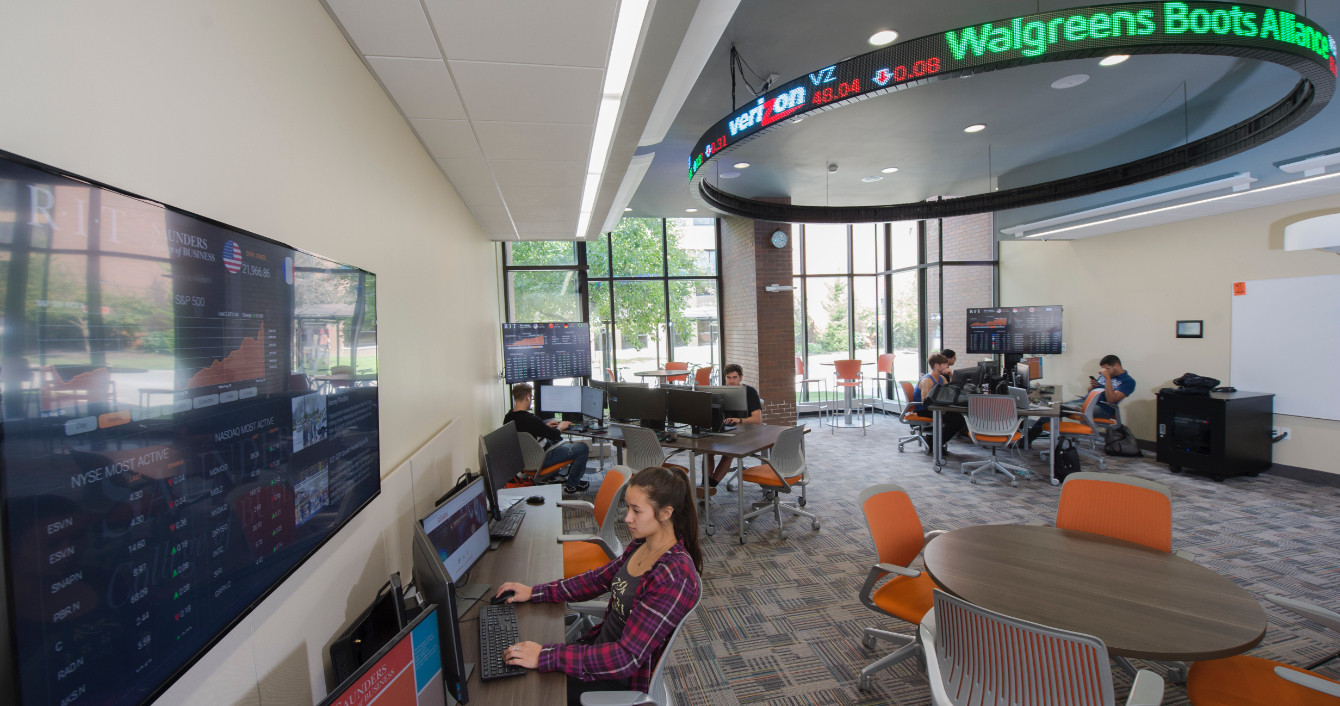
xmin=1054 ymin=439 xmax=1082 ymax=481
xmin=1103 ymin=424 xmax=1143 ymax=457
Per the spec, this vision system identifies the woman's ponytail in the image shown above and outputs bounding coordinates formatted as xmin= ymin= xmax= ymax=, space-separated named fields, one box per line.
xmin=630 ymin=467 xmax=704 ymax=573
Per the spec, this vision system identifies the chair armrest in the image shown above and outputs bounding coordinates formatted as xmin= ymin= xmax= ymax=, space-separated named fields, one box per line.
xmin=580 ymin=691 xmax=654 ymax=706
xmin=859 ymin=563 xmax=921 ymax=612
xmin=1267 ymin=595 xmax=1340 ymax=634
xmin=567 ymin=600 xmax=608 ymax=617
xmin=1274 ymin=667 xmax=1340 ymax=697
xmin=556 ymin=535 xmax=617 ymax=559
xmin=877 ymin=562 xmax=921 ymax=578
xmin=1173 ymin=549 xmax=1194 ymax=561
xmin=1124 ymin=670 xmax=1165 ymax=706
xmin=557 ymin=500 xmax=595 ymax=512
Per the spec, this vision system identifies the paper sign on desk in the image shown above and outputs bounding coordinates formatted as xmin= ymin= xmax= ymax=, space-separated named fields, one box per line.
xmin=1233 ymin=282 xmax=1246 ymax=295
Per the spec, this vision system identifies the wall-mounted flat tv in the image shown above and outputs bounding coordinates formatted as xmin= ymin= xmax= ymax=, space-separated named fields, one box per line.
xmin=966 ymin=306 xmax=1063 ymax=355
xmin=0 ymin=150 xmax=382 ymax=706
xmin=501 ymin=322 xmax=591 ymax=383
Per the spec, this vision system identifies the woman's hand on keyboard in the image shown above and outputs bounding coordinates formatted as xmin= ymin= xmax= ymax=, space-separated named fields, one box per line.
xmin=504 ymin=641 xmax=541 ymax=669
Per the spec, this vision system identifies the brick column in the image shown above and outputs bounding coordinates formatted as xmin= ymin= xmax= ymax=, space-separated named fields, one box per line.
xmin=721 ymin=199 xmax=796 ymax=426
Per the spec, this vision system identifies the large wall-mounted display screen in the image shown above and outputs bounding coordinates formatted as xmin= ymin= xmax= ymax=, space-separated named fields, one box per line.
xmin=501 ymin=322 xmax=591 ymax=383
xmin=0 ymin=152 xmax=382 ymax=706
xmin=967 ymin=306 xmax=1063 ymax=355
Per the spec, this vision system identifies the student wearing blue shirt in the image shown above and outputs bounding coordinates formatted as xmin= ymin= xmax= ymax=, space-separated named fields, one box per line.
xmin=1026 ymin=354 xmax=1134 ymax=444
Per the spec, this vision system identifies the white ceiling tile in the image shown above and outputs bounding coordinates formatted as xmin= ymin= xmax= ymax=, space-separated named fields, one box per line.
xmin=423 ymin=0 xmax=616 ymax=67
xmin=410 ymin=119 xmax=481 ymax=159
xmin=464 ymin=205 xmax=513 ymax=224
xmin=453 ymin=183 xmax=507 ymax=206
xmin=516 ymin=219 xmax=579 ymax=232
xmin=366 ymin=58 xmax=466 ymax=120
xmin=435 ymin=158 xmax=494 ymax=186
xmin=473 ymin=122 xmax=593 ymax=161
xmin=487 ymin=160 xmax=585 ymax=187
xmin=449 ymin=61 xmax=603 ymax=125
xmin=326 ymin=0 xmax=441 ymax=59
xmin=499 ymin=185 xmax=583 ymax=208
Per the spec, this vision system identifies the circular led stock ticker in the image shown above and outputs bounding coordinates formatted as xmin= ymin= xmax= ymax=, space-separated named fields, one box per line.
xmin=689 ymin=2 xmax=1337 ymax=224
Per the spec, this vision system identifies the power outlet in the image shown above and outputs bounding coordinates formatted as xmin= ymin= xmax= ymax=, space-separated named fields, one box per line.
xmin=1061 ymin=342 xmax=1067 ymax=352
xmin=1273 ymin=427 xmax=1291 ymax=441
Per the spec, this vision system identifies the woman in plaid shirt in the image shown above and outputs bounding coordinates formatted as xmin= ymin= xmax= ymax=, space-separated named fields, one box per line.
xmin=495 ymin=466 xmax=704 ymax=705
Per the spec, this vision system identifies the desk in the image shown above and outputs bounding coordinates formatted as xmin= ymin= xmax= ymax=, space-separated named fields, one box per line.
xmin=457 ymin=484 xmax=566 ymax=706
xmin=924 ymin=524 xmax=1266 ymax=661
xmin=819 ymin=361 xmax=873 ymax=427
xmin=927 ymin=401 xmax=1061 ymax=485
xmin=566 ymin=424 xmax=801 ymax=544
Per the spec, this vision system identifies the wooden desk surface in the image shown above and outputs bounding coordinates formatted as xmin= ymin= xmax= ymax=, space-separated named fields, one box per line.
xmin=570 ymin=423 xmax=798 ymax=458
xmin=923 ymin=524 xmax=1266 ymax=661
xmin=457 ymin=484 xmax=566 ymax=705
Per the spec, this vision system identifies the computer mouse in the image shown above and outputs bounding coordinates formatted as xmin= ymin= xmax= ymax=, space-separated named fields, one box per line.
xmin=526 ymin=495 xmax=545 ymax=505
xmin=491 ymin=590 xmax=515 ymax=605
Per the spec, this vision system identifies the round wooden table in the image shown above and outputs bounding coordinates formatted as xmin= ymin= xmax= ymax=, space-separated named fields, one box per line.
xmin=923 ymin=524 xmax=1266 ymax=661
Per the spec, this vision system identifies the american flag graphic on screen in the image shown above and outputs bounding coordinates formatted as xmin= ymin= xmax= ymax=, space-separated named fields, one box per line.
xmin=223 ymin=240 xmax=243 ymax=273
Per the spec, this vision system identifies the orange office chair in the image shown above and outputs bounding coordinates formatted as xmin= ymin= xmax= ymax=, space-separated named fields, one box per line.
xmin=1037 ymin=388 xmax=1108 ymax=470
xmin=869 ymin=353 xmax=898 ymax=418
xmin=693 ymin=366 xmax=713 ymax=386
xmin=516 ymin=432 xmax=576 ymax=485
xmin=1186 ymin=594 xmax=1340 ymax=705
xmin=606 ymin=367 xmax=620 ymax=382
xmin=795 ymin=356 xmax=829 ymax=424
xmin=556 ymin=467 xmax=629 ymax=579
xmin=664 ymin=361 xmax=688 ymax=383
xmin=856 ymin=484 xmax=945 ymax=691
xmin=897 ymin=381 xmax=932 ymax=453
xmin=832 ymin=359 xmax=869 ymax=434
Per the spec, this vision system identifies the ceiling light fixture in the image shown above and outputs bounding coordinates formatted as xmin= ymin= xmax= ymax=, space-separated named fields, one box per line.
xmin=863 ymin=176 xmax=883 ymax=182
xmin=733 ymin=162 xmax=751 ymax=169
xmin=624 ymin=207 xmax=632 ymax=211
xmin=1051 ymin=74 xmax=1090 ymax=89
xmin=1100 ymin=54 xmax=1130 ymax=66
xmin=686 ymin=208 xmax=698 ymax=212
xmin=868 ymin=30 xmax=899 ymax=46
xmin=575 ymin=0 xmax=652 ymax=238
xmin=881 ymin=167 xmax=899 ymax=173
xmin=964 ymin=124 xmax=986 ymax=133
xmin=720 ymin=171 xmax=741 ymax=178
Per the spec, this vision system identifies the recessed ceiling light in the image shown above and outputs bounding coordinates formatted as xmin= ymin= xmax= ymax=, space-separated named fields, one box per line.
xmin=1100 ymin=54 xmax=1130 ymax=66
xmin=862 ymin=176 xmax=883 ymax=182
xmin=1051 ymin=74 xmax=1090 ymax=89
xmin=881 ymin=167 xmax=899 ymax=173
xmin=720 ymin=171 xmax=741 ymax=179
xmin=686 ymin=208 xmax=698 ymax=212
xmin=733 ymin=162 xmax=750 ymax=169
xmin=624 ymin=207 xmax=632 ymax=211
xmin=964 ymin=124 xmax=986 ymax=133
xmin=868 ymin=30 xmax=899 ymax=46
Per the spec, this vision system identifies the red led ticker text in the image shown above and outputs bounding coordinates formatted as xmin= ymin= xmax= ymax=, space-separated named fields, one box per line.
xmin=811 ymin=78 xmax=861 ymax=105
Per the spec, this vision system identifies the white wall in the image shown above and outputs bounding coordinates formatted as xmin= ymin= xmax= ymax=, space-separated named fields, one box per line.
xmin=0 ymin=1 xmax=504 ymax=703
xmin=1001 ymin=192 xmax=1340 ymax=475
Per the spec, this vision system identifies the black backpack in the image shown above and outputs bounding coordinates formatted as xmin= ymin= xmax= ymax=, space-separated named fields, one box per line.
xmin=1054 ymin=438 xmax=1082 ymax=481
xmin=1103 ymin=424 xmax=1143 ymax=457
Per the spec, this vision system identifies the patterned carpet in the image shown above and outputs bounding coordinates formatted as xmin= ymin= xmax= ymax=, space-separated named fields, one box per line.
xmin=562 ymin=416 xmax=1340 ymax=705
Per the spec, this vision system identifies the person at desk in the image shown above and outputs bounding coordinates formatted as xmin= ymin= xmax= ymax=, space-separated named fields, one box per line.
xmin=1026 ymin=354 xmax=1135 ymax=443
xmin=916 ymin=353 xmax=968 ymax=455
xmin=706 ymin=363 xmax=762 ymax=487
xmin=493 ymin=467 xmax=703 ymax=706
xmin=941 ymin=349 xmax=957 ymax=371
xmin=504 ymin=383 xmax=590 ymax=493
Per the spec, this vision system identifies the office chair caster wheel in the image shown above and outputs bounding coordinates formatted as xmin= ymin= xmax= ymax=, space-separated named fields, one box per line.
xmin=738 ymin=536 xmax=746 ymax=545
xmin=970 ymin=478 xmax=978 ymax=485
xmin=858 ymin=675 xmax=873 ymax=692
xmin=810 ymin=520 xmax=820 ymax=531
xmin=1050 ymin=478 xmax=1059 ymax=486
xmin=1098 ymin=460 xmax=1107 ymax=470
xmin=898 ymin=443 xmax=905 ymax=452
xmin=778 ymin=531 xmax=787 ymax=540
xmin=705 ymin=525 xmax=715 ymax=536
xmin=798 ymin=497 xmax=807 ymax=507
xmin=862 ymin=634 xmax=877 ymax=649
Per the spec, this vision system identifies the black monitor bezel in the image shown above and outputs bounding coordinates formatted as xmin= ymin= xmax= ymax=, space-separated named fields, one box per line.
xmin=965 ymin=305 xmax=1064 ymax=355
xmin=479 ymin=422 xmax=524 ymax=519
xmin=666 ymin=388 xmax=713 ymax=430
xmin=420 ymin=476 xmax=491 ymax=585
xmin=537 ymin=384 xmax=583 ymax=414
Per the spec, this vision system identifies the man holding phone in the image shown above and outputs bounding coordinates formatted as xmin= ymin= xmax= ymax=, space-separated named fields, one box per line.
xmin=1027 ymin=355 xmax=1134 ymax=443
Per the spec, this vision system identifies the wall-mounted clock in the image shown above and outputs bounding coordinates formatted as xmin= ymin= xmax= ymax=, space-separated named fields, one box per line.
xmin=771 ymin=230 xmax=788 ymax=248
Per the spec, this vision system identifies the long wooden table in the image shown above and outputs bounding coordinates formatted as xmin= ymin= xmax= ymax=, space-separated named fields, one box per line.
xmin=455 ymin=484 xmax=566 ymax=705
xmin=923 ymin=524 xmax=1267 ymax=661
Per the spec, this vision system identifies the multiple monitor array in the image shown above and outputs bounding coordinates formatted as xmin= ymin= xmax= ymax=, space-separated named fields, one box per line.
xmin=501 ymin=322 xmax=591 ymax=383
xmin=0 ymin=152 xmax=382 ymax=706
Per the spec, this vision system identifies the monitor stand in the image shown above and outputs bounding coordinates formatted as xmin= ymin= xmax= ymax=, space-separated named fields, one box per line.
xmin=446 ymin=663 xmax=475 ymax=706
xmin=454 ymin=582 xmax=491 ymax=615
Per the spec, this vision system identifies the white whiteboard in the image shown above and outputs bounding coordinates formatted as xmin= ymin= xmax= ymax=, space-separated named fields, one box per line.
xmin=1230 ymin=273 xmax=1340 ymax=420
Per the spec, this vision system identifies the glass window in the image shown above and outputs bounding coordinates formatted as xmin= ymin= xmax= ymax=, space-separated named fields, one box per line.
xmin=506 ymin=240 xmax=576 ymax=266
xmin=889 ymin=271 xmax=920 ymax=382
xmin=588 ymin=281 xmax=612 ymax=380
xmin=613 ymin=280 xmax=667 ymax=373
xmin=852 ymin=223 xmax=883 ymax=274
xmin=890 ymin=221 xmax=918 ymax=270
xmin=670 ymin=279 xmax=718 ymax=374
xmin=805 ymin=277 xmax=850 ymax=365
xmin=587 ymin=233 xmax=610 ymax=278
xmin=852 ymin=276 xmax=883 ymax=359
xmin=612 ymin=218 xmax=664 ymax=277
xmin=666 ymin=218 xmax=716 ymax=276
xmin=803 ymin=223 xmax=848 ymax=274
xmin=507 ymin=270 xmax=580 ymax=323
xmin=792 ymin=226 xmax=804 ymax=275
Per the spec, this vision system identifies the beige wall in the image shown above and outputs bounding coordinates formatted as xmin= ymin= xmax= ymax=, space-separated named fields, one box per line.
xmin=1001 ymin=193 xmax=1340 ymax=475
xmin=0 ymin=1 xmax=503 ymax=703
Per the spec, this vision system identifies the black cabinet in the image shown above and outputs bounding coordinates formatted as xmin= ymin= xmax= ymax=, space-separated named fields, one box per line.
xmin=1156 ymin=390 xmax=1273 ymax=481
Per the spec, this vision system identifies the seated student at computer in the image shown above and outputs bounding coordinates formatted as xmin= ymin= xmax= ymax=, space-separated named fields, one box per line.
xmin=915 ymin=353 xmax=968 ymax=455
xmin=1026 ymin=354 xmax=1134 ymax=443
xmin=941 ymin=348 xmax=957 ymax=372
xmin=705 ymin=363 xmax=763 ymax=486
xmin=493 ymin=467 xmax=703 ymax=706
xmin=504 ymin=383 xmax=590 ymax=493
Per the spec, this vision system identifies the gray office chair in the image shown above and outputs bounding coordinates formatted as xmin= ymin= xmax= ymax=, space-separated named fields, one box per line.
xmin=739 ymin=426 xmax=818 ymax=539
xmin=923 ymin=589 xmax=1165 ymax=706
xmin=576 ymin=587 xmax=702 ymax=706
xmin=619 ymin=425 xmax=675 ymax=471
xmin=516 ymin=431 xmax=577 ymax=484
xmin=961 ymin=395 xmax=1030 ymax=487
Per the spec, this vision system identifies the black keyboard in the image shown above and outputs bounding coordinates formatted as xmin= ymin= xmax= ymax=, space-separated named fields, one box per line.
xmin=479 ymin=604 xmax=526 ymax=681
xmin=489 ymin=503 xmax=526 ymax=539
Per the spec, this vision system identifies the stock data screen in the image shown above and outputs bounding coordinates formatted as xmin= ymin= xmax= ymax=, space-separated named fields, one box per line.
xmin=502 ymin=323 xmax=591 ymax=383
xmin=966 ymin=306 xmax=1063 ymax=355
xmin=0 ymin=153 xmax=381 ymax=706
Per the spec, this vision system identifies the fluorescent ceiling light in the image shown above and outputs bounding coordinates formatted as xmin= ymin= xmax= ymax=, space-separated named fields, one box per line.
xmin=1051 ymin=74 xmax=1089 ymax=89
xmin=686 ymin=208 xmax=698 ymax=212
xmin=577 ymin=0 xmax=652 ymax=238
xmin=863 ymin=176 xmax=883 ymax=182
xmin=1278 ymin=151 xmax=1340 ymax=176
xmin=1100 ymin=54 xmax=1130 ymax=66
xmin=720 ymin=171 xmax=741 ymax=178
xmin=881 ymin=167 xmax=899 ymax=173
xmin=1003 ymin=173 xmax=1257 ymax=237
xmin=964 ymin=124 xmax=986 ymax=133
xmin=733 ymin=162 xmax=751 ymax=169
xmin=868 ymin=30 xmax=899 ymax=45
xmin=624 ymin=207 xmax=633 ymax=211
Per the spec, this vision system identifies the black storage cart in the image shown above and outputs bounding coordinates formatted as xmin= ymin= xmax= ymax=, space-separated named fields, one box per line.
xmin=1156 ymin=390 xmax=1274 ymax=482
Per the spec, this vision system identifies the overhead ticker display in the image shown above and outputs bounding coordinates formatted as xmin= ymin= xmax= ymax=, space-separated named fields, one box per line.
xmin=0 ymin=151 xmax=381 ymax=706
xmin=502 ymin=322 xmax=591 ymax=383
xmin=689 ymin=2 xmax=1336 ymax=182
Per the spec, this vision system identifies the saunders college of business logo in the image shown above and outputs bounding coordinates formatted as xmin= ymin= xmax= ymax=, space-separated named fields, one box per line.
xmin=223 ymin=240 xmax=243 ymax=274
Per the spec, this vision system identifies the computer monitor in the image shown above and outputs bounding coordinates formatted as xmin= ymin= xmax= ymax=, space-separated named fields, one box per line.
xmin=479 ymin=422 xmax=524 ymax=519
xmin=1025 ymin=356 xmax=1042 ymax=381
xmin=581 ymin=386 xmax=605 ymax=424
xmin=666 ymin=389 xmax=713 ymax=430
xmin=318 ymin=605 xmax=456 ymax=706
xmin=538 ymin=384 xmax=582 ymax=414
xmin=421 ymin=477 xmax=491 ymax=584
xmin=615 ymin=386 xmax=668 ymax=427
xmin=966 ymin=306 xmax=1063 ymax=355
xmin=606 ymin=381 xmax=648 ymax=421
xmin=330 ymin=574 xmax=415 ymax=684
xmin=697 ymin=385 xmax=748 ymax=415
xmin=1015 ymin=363 xmax=1030 ymax=390
xmin=951 ymin=368 xmax=976 ymax=384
